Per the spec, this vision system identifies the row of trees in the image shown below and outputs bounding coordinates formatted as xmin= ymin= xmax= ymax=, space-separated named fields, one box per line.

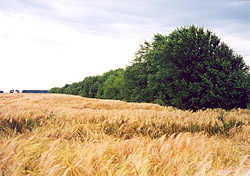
xmin=49 ymin=25 xmax=250 ymax=110
xmin=49 ymin=68 xmax=125 ymax=100
xmin=22 ymin=90 xmax=48 ymax=93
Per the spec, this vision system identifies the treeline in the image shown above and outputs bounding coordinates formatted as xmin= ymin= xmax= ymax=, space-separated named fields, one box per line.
xmin=49 ymin=25 xmax=250 ymax=110
xmin=22 ymin=90 xmax=48 ymax=93
xmin=49 ymin=68 xmax=124 ymax=100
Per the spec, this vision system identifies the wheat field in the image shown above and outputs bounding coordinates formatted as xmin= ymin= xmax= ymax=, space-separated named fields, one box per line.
xmin=0 ymin=94 xmax=249 ymax=176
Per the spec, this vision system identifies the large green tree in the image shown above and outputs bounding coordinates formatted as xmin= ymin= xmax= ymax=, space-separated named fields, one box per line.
xmin=125 ymin=25 xmax=250 ymax=110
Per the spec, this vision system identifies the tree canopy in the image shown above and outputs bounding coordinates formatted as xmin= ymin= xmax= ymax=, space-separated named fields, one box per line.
xmin=49 ymin=68 xmax=125 ymax=100
xmin=49 ymin=25 xmax=250 ymax=110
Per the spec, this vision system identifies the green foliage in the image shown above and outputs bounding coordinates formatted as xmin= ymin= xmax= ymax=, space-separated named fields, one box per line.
xmin=48 ymin=87 xmax=62 ymax=94
xmin=153 ymin=99 xmax=165 ymax=106
xmin=102 ymin=69 xmax=124 ymax=100
xmin=49 ymin=25 xmax=250 ymax=110
xmin=125 ymin=25 xmax=250 ymax=110
xmin=123 ymin=63 xmax=148 ymax=102
xmin=80 ymin=76 xmax=102 ymax=98
xmin=49 ymin=68 xmax=125 ymax=101
xmin=164 ymin=26 xmax=250 ymax=110
xmin=123 ymin=35 xmax=171 ymax=104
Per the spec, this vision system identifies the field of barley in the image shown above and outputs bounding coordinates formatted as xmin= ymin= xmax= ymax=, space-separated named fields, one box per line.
xmin=0 ymin=94 xmax=249 ymax=176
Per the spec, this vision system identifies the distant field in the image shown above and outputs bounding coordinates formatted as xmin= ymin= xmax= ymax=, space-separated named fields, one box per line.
xmin=0 ymin=94 xmax=249 ymax=175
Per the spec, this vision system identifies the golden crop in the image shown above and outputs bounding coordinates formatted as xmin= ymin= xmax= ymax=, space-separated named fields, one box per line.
xmin=0 ymin=94 xmax=249 ymax=175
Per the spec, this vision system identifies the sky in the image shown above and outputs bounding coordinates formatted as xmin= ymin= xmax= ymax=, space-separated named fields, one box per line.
xmin=0 ymin=0 xmax=250 ymax=92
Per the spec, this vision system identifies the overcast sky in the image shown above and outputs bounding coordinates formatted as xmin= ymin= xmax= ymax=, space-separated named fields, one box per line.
xmin=0 ymin=0 xmax=249 ymax=92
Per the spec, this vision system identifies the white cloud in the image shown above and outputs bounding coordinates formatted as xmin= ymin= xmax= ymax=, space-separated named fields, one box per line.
xmin=0 ymin=9 xmax=140 ymax=92
xmin=211 ymin=24 xmax=250 ymax=65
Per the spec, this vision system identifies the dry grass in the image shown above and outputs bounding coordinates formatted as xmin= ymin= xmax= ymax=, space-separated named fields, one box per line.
xmin=0 ymin=94 xmax=249 ymax=175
